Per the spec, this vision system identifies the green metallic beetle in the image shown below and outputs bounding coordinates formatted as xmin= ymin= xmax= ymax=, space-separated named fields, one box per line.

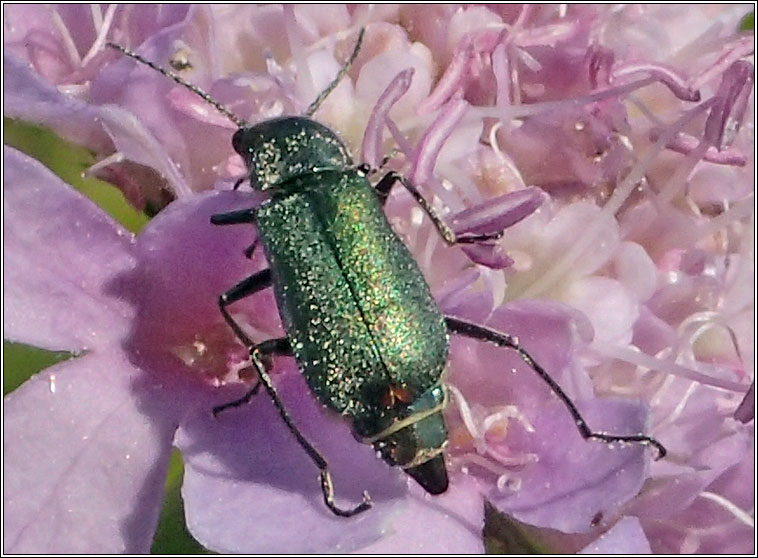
xmin=109 ymin=30 xmax=666 ymax=518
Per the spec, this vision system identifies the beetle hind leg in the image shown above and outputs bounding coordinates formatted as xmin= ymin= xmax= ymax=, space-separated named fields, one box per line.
xmin=248 ymin=346 xmax=373 ymax=517
xmin=445 ymin=316 xmax=667 ymax=459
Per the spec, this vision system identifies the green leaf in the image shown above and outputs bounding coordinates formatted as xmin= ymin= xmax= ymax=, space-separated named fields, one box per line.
xmin=4 ymin=118 xmax=150 ymax=233
xmin=739 ymin=11 xmax=754 ymax=31
xmin=3 ymin=342 xmax=75 ymax=395
xmin=151 ymin=450 xmax=210 ymax=554
xmin=484 ymin=502 xmax=553 ymax=554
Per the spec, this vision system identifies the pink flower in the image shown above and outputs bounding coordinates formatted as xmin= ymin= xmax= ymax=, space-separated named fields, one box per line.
xmin=4 ymin=4 xmax=754 ymax=553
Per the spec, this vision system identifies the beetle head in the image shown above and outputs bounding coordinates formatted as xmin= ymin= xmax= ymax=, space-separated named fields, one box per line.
xmin=232 ymin=116 xmax=352 ymax=190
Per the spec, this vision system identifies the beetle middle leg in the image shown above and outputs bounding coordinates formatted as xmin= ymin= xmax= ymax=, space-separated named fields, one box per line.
xmin=215 ymin=267 xmax=372 ymax=517
xmin=373 ymin=171 xmax=505 ymax=245
xmin=212 ymin=337 xmax=291 ymax=416
xmin=444 ymin=316 xmax=668 ymax=459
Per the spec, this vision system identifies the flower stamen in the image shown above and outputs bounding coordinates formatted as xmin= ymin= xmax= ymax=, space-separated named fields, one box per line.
xmin=447 ymin=383 xmax=539 ymax=485
xmin=82 ymin=4 xmax=118 ymax=66
xmin=48 ymin=6 xmax=82 ymax=67
xmin=698 ymin=491 xmax=755 ymax=528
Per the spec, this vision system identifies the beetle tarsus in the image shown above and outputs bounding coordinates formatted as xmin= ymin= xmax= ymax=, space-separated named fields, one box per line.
xmin=320 ymin=472 xmax=372 ymax=517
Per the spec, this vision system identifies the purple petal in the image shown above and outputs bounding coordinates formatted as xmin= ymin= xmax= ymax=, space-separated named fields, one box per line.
xmin=446 ymin=300 xmax=650 ymax=533
xmin=97 ymin=106 xmax=193 ymax=198
xmin=461 ymin=244 xmax=514 ymax=269
xmin=361 ymin=68 xmax=415 ymax=168
xmin=632 ymin=306 xmax=678 ymax=356
xmin=177 ymin=372 xmax=407 ymax=553
xmin=3 ymin=147 xmax=136 ymax=352
xmin=704 ymin=60 xmax=754 ymax=150
xmin=579 ymin=517 xmax=652 ymax=554
xmin=491 ymin=399 xmax=651 ymax=533
xmin=360 ymin=475 xmax=485 ymax=553
xmin=3 ymin=353 xmax=180 ymax=553
xmin=627 ymin=430 xmax=750 ymax=521
xmin=450 ymin=187 xmax=546 ymax=235
xmin=648 ymin=445 xmax=754 ymax=554
xmin=465 ymin=299 xmax=595 ymax=392
xmin=4 ymin=51 xmax=193 ymax=197
xmin=3 ymin=53 xmax=111 ymax=152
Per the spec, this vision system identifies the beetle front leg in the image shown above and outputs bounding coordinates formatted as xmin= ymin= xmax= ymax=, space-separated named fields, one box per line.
xmin=218 ymin=268 xmax=272 ymax=348
xmin=211 ymin=207 xmax=259 ymax=258
xmin=445 ymin=316 xmax=668 ymax=459
xmin=373 ymin=171 xmax=503 ymax=245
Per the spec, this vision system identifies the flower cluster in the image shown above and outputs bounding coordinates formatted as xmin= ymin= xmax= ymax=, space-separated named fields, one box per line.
xmin=4 ymin=4 xmax=753 ymax=553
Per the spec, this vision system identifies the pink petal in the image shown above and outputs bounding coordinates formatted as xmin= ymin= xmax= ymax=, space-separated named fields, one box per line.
xmin=3 ymin=147 xmax=136 ymax=352
xmin=579 ymin=517 xmax=652 ymax=554
xmin=360 ymin=475 xmax=486 ymax=553
xmin=3 ymin=353 xmax=180 ymax=553
xmin=411 ymin=98 xmax=468 ymax=185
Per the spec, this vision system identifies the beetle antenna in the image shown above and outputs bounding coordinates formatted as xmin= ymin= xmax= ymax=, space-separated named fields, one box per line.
xmin=304 ymin=28 xmax=365 ymax=117
xmin=106 ymin=42 xmax=247 ymax=128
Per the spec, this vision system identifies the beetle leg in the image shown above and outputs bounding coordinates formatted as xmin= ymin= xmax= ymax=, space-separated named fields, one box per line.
xmin=211 ymin=208 xmax=259 ymax=258
xmin=444 ymin=316 xmax=667 ymax=460
xmin=218 ymin=269 xmax=272 ymax=348
xmin=373 ymin=171 xmax=503 ymax=245
xmin=357 ymin=150 xmax=398 ymax=178
xmin=243 ymin=237 xmax=259 ymax=259
xmin=214 ymin=269 xmax=273 ymax=414
xmin=249 ymin=347 xmax=372 ymax=517
xmin=210 ymin=207 xmax=257 ymax=226
xmin=213 ymin=338 xmax=292 ymax=416
xmin=216 ymin=271 xmax=372 ymax=516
